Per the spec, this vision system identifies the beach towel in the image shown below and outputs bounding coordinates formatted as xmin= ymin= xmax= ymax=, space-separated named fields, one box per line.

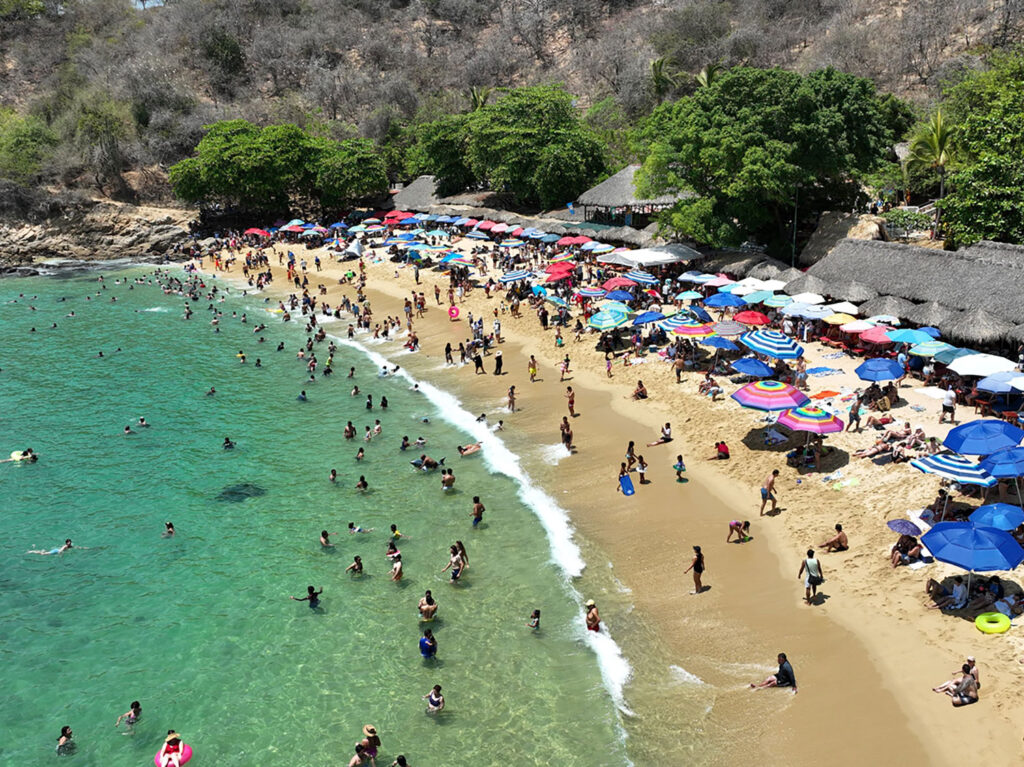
xmin=807 ymin=366 xmax=843 ymax=377
xmin=810 ymin=390 xmax=840 ymax=400
xmin=822 ymin=351 xmax=845 ymax=360
xmin=917 ymin=386 xmax=948 ymax=401
xmin=764 ymin=428 xmax=788 ymax=446
xmin=831 ymin=478 xmax=860 ymax=490
xmin=910 ymin=405 xmax=927 ymax=412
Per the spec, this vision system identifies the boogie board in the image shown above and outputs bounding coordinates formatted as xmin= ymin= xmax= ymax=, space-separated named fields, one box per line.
xmin=619 ymin=475 xmax=635 ymax=496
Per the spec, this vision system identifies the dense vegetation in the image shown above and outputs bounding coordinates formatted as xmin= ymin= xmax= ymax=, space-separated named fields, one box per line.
xmin=2 ymin=0 xmax=1024 ymax=249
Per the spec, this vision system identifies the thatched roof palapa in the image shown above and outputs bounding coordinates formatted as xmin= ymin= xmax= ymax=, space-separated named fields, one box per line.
xmin=807 ymin=239 xmax=1024 ymax=323
xmin=858 ymin=295 xmax=915 ymax=319
xmin=783 ymin=272 xmax=831 ymax=297
xmin=392 ymin=175 xmax=439 ymax=211
xmin=1009 ymin=325 xmax=1024 ymax=343
xmin=827 ymin=280 xmax=878 ymax=303
xmin=903 ymin=301 xmax=960 ymax=328
xmin=699 ymin=253 xmax=787 ymax=278
xmin=943 ymin=309 xmax=1015 ymax=345
xmin=576 ymin=165 xmax=687 ymax=208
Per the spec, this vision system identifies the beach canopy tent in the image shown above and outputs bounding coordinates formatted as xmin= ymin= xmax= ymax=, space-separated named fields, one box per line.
xmin=597 ymin=243 xmax=701 ymax=268
xmin=921 ymin=522 xmax=1024 ymax=572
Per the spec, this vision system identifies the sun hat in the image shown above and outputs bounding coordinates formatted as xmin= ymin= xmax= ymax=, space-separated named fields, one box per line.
xmin=584 ymin=599 xmax=595 ymax=607
xmin=165 ymin=733 xmax=181 ymax=743
xmin=363 ymin=725 xmax=377 ymax=737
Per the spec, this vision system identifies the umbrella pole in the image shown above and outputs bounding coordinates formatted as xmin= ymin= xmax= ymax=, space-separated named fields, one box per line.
xmin=939 ymin=493 xmax=949 ymax=522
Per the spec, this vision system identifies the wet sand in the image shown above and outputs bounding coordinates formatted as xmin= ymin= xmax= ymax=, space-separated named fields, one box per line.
xmin=194 ymin=241 xmax=1024 ymax=766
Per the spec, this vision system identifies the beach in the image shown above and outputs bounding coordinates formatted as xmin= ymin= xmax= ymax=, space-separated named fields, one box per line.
xmin=191 ymin=233 xmax=1024 ymax=766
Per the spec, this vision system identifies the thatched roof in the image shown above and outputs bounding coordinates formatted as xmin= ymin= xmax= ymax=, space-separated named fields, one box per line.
xmin=943 ymin=309 xmax=1015 ymax=345
xmin=576 ymin=165 xmax=689 ymax=208
xmin=601 ymin=226 xmax=652 ymax=247
xmin=1009 ymin=325 xmax=1024 ymax=343
xmin=903 ymin=301 xmax=960 ymax=328
xmin=777 ymin=267 xmax=804 ymax=283
xmin=784 ymin=272 xmax=831 ymax=296
xmin=393 ymin=175 xmax=439 ymax=211
xmin=747 ymin=261 xmax=783 ymax=280
xmin=807 ymin=238 xmax=1024 ymax=323
xmin=858 ymin=295 xmax=915 ymax=318
xmin=699 ymin=253 xmax=788 ymax=278
xmin=827 ymin=280 xmax=878 ymax=303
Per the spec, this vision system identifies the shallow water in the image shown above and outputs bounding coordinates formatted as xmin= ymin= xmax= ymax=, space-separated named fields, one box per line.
xmin=0 ymin=268 xmax=627 ymax=766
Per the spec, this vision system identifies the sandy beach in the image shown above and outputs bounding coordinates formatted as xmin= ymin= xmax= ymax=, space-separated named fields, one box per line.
xmin=195 ymin=236 xmax=1024 ymax=766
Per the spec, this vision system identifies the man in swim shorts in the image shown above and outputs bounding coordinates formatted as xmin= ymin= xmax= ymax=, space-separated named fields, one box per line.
xmin=760 ymin=470 xmax=779 ymax=515
xmin=471 ymin=497 xmax=485 ymax=527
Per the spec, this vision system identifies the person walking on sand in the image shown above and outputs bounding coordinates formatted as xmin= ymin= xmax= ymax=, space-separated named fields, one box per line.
xmin=493 ymin=349 xmax=503 ymax=375
xmin=584 ymin=599 xmax=600 ymax=632
xmin=798 ymin=549 xmax=824 ymax=604
xmin=528 ymin=355 xmax=538 ymax=382
xmin=625 ymin=441 xmax=637 ymax=471
xmin=760 ymin=470 xmax=779 ymax=515
xmin=684 ymin=545 xmax=705 ymax=593
xmin=939 ymin=385 xmax=957 ymax=425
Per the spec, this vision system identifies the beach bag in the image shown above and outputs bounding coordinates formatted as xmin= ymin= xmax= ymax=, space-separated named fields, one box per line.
xmin=809 ymin=574 xmax=824 ymax=586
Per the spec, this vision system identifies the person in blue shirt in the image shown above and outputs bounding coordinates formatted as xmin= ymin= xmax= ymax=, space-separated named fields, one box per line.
xmin=419 ymin=629 xmax=437 ymax=658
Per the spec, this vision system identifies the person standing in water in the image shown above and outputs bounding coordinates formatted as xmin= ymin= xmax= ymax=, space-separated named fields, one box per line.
xmin=114 ymin=701 xmax=141 ymax=734
xmin=585 ymin=599 xmax=600 ymax=632
xmin=684 ymin=545 xmax=705 ymax=594
xmin=418 ymin=591 xmax=438 ymax=620
xmin=290 ymin=585 xmax=322 ymax=608
xmin=471 ymin=496 xmax=485 ymax=527
xmin=346 ymin=556 xmax=363 ymax=575
xmin=527 ymin=609 xmax=541 ymax=629
xmin=56 ymin=725 xmax=74 ymax=755
xmin=420 ymin=628 xmax=438 ymax=658
xmin=423 ymin=685 xmax=445 ymax=714
xmin=162 ymin=522 xmax=175 ymax=538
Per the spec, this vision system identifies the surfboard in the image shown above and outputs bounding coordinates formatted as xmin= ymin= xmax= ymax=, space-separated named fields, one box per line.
xmin=619 ymin=475 xmax=635 ymax=496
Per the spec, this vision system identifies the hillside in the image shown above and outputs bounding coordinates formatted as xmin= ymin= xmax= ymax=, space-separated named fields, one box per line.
xmin=1 ymin=0 xmax=1021 ymax=206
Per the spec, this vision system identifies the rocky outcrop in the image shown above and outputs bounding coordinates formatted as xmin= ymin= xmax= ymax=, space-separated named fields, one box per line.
xmin=0 ymin=195 xmax=196 ymax=269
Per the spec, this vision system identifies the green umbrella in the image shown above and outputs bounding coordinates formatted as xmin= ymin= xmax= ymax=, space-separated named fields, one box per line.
xmin=588 ymin=310 xmax=628 ymax=330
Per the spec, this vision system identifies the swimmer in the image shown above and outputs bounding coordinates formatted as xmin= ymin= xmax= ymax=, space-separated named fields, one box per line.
xmin=423 ymin=684 xmax=445 ymax=714
xmin=390 ymin=553 xmax=403 ymax=581
xmin=527 ymin=609 xmax=541 ymax=629
xmin=330 ymin=469 xmax=337 ymax=482
xmin=373 ymin=420 xmax=382 ymax=436
xmin=321 ymin=530 xmax=340 ymax=547
xmin=290 ymin=585 xmax=323 ymax=608
xmin=364 ymin=426 xmax=372 ymax=442
xmin=400 ymin=436 xmax=410 ymax=451
xmin=351 ymin=385 xmax=360 ymax=396
xmin=494 ymin=420 xmax=504 ymax=432
xmin=414 ymin=437 xmax=427 ymax=446
xmin=346 ymin=555 xmax=363 ymax=574
xmin=419 ymin=628 xmax=437 ymax=658
xmin=476 ymin=413 xmax=487 ymax=423
xmin=440 ymin=469 xmax=456 ymax=491
xmin=349 ymin=522 xmax=373 ymax=533
xmin=56 ymin=725 xmax=74 ymax=755
xmin=411 ymin=384 xmax=420 ymax=393
xmin=123 ymin=425 xmax=136 ymax=436
xmin=390 ymin=524 xmax=406 ymax=540
xmin=206 ymin=387 xmax=216 ymax=396
xmin=114 ymin=700 xmax=142 ymax=733
xmin=355 ymin=475 xmax=368 ymax=491
xmin=380 ymin=396 xmax=388 ymax=410
xmin=356 ymin=447 xmax=365 ymax=460
xmin=163 ymin=522 xmax=175 ymax=538
xmin=223 ymin=437 xmax=236 ymax=449
xmin=457 ymin=442 xmax=482 ymax=456
xmin=28 ymin=538 xmax=72 ymax=555
xmin=386 ymin=540 xmax=401 ymax=560
xmin=137 ymin=417 xmax=150 ymax=428
xmin=3 ymin=447 xmax=37 ymax=463
xmin=418 ymin=590 xmax=438 ymax=620
xmin=297 ymin=390 xmax=307 ymax=402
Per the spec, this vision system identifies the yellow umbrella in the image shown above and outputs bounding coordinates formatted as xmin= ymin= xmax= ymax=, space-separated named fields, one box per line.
xmin=824 ymin=312 xmax=857 ymax=325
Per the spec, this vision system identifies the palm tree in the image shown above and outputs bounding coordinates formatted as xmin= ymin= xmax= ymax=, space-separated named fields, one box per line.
xmin=907 ymin=110 xmax=956 ymax=236
xmin=695 ymin=63 xmax=723 ymax=89
xmin=650 ymin=58 xmax=679 ymax=104
xmin=466 ymin=86 xmax=493 ymax=112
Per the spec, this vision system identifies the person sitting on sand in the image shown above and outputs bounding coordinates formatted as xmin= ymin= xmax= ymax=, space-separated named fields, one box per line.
xmin=965 ymin=576 xmax=1004 ymax=613
xmin=925 ymin=576 xmax=968 ymax=609
xmin=750 ymin=653 xmax=797 ymax=693
xmin=819 ymin=524 xmax=848 ymax=552
xmin=890 ymin=534 xmax=923 ymax=568
xmin=949 ymin=665 xmax=979 ymax=707
xmin=632 ymin=380 xmax=648 ymax=400
xmin=709 ymin=441 xmax=730 ymax=460
xmin=933 ymin=657 xmax=980 ymax=695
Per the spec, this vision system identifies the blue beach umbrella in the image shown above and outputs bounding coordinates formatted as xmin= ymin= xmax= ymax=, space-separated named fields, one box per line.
xmin=632 ymin=311 xmax=665 ymax=325
xmin=426 ymin=214 xmax=440 ymax=221
xmin=740 ymin=330 xmax=804 ymax=359
xmin=763 ymin=294 xmax=793 ymax=308
xmin=531 ymin=285 xmax=548 ymax=297
xmin=970 ymin=504 xmax=1024 ymax=531
xmin=944 ymin=420 xmax=1024 ymax=456
xmin=329 ymin=222 xmax=347 ymax=229
xmin=700 ymin=336 xmax=739 ymax=351
xmin=977 ymin=370 xmax=1024 ymax=394
xmin=730 ymin=357 xmax=774 ymax=377
xmin=605 ymin=290 xmax=634 ymax=302
xmin=676 ymin=290 xmax=702 ymax=300
xmin=910 ymin=453 xmax=997 ymax=487
xmin=855 ymin=358 xmax=905 ymax=382
xmin=887 ymin=328 xmax=933 ymax=345
xmin=435 ymin=216 xmax=453 ymax=223
xmin=453 ymin=217 xmax=470 ymax=226
xmin=704 ymin=292 xmax=747 ymax=308
xmin=935 ymin=347 xmax=977 ymax=365
xmin=921 ymin=522 xmax=1024 ymax=572
xmin=591 ymin=243 xmax=614 ymax=254
xmin=742 ymin=290 xmax=775 ymax=304
xmin=688 ymin=306 xmax=713 ymax=323
xmin=980 ymin=447 xmax=1024 ymax=478
xmin=466 ymin=231 xmax=490 ymax=240
xmin=541 ymin=234 xmax=560 ymax=243
xmin=425 ymin=229 xmax=448 ymax=238
xmin=919 ymin=326 xmax=941 ymax=338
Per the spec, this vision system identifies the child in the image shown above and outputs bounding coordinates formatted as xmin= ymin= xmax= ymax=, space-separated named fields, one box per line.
xmin=674 ymin=455 xmax=687 ymax=482
xmin=527 ymin=609 xmax=541 ymax=629
xmin=606 ymin=358 xmax=613 ymax=378
xmin=637 ymin=455 xmax=649 ymax=484
xmin=726 ymin=520 xmax=751 ymax=543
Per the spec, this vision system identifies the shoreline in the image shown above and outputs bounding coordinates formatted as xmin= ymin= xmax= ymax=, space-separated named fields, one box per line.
xmin=191 ymin=243 xmax=1022 ymax=766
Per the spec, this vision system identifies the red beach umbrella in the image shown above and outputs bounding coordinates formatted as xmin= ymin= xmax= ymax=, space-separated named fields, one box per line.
xmin=602 ymin=276 xmax=637 ymax=290
xmin=735 ymin=310 xmax=770 ymax=325
xmin=476 ymin=220 xmax=496 ymax=230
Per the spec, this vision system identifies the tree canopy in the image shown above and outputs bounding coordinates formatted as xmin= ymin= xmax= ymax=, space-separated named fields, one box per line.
xmin=635 ymin=66 xmax=912 ymax=255
xmin=939 ymin=50 xmax=1024 ymax=246
xmin=0 ymin=109 xmax=57 ymax=183
xmin=168 ymin=120 xmax=386 ymax=214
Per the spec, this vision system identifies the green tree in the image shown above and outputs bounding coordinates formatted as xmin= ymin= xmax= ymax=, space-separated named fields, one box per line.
xmin=315 ymin=138 xmax=388 ymax=211
xmin=465 ymin=86 xmax=493 ymax=112
xmin=405 ymin=114 xmax=475 ymax=196
xmin=61 ymin=90 xmax=135 ymax=185
xmin=906 ymin=110 xmax=956 ymax=235
xmin=694 ymin=62 xmax=723 ymax=89
xmin=635 ymin=66 xmax=910 ymax=255
xmin=650 ymin=58 xmax=679 ymax=104
xmin=939 ymin=51 xmax=1024 ymax=246
xmin=0 ymin=109 xmax=57 ymax=182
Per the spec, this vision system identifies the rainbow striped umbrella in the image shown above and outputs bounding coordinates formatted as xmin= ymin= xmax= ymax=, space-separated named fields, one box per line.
xmin=364 ymin=224 xmax=385 ymax=232
xmin=499 ymin=239 xmax=525 ymax=248
xmin=670 ymin=320 xmax=714 ymax=337
xmin=552 ymin=254 xmax=576 ymax=263
xmin=731 ymin=380 xmax=811 ymax=411
xmin=777 ymin=406 xmax=844 ymax=434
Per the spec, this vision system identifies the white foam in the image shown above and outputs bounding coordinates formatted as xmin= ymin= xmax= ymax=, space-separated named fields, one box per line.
xmin=540 ymin=443 xmax=571 ymax=464
xmin=142 ymin=307 xmax=170 ymax=312
xmin=669 ymin=664 xmax=705 ymax=686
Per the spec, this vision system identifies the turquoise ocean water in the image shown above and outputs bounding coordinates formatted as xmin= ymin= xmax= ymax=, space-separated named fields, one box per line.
xmin=0 ymin=267 xmax=628 ymax=766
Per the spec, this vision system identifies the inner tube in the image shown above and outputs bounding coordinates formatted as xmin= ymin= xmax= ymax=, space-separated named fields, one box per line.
xmin=975 ymin=611 xmax=1011 ymax=634
xmin=154 ymin=744 xmax=192 ymax=767
xmin=448 ymin=306 xmax=459 ymax=319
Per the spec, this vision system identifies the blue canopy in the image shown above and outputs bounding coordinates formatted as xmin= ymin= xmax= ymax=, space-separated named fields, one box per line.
xmin=887 ymin=328 xmax=933 ymax=345
xmin=855 ymin=358 xmax=905 ymax=382
xmin=919 ymin=326 xmax=941 ymax=338
xmin=944 ymin=419 xmax=1024 ymax=456
xmin=704 ymin=292 xmax=747 ymax=308
xmin=688 ymin=306 xmax=713 ymax=323
xmin=632 ymin=311 xmax=665 ymax=325
xmin=921 ymin=521 xmax=1024 ymax=572
xmin=970 ymin=503 xmax=1024 ymax=531
xmin=910 ymin=452 xmax=996 ymax=486
xmin=740 ymin=330 xmax=804 ymax=360
xmin=541 ymin=234 xmax=560 ymax=243
xmin=977 ymin=370 xmax=1024 ymax=394
xmin=979 ymin=447 xmax=1024 ymax=478
xmin=328 ymin=222 xmax=347 ymax=229
xmin=605 ymin=290 xmax=634 ymax=301
xmin=730 ymin=357 xmax=774 ymax=377
xmin=435 ymin=216 xmax=453 ymax=223
xmin=700 ymin=336 xmax=739 ymax=351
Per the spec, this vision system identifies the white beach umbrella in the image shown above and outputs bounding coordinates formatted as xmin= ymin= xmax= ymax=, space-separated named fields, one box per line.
xmin=759 ymin=279 xmax=787 ymax=291
xmin=839 ymin=319 xmax=877 ymax=333
xmin=948 ymin=353 xmax=1019 ymax=378
xmin=789 ymin=292 xmax=825 ymax=305
xmin=826 ymin=301 xmax=860 ymax=315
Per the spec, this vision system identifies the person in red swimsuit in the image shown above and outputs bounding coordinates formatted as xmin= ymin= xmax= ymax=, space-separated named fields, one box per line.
xmin=585 ymin=599 xmax=600 ymax=632
xmin=158 ymin=732 xmax=184 ymax=767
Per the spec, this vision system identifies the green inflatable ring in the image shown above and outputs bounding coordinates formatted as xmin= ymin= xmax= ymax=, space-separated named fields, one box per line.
xmin=975 ymin=611 xmax=1011 ymax=634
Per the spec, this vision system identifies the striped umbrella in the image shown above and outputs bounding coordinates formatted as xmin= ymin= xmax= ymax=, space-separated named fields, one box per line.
xmin=762 ymin=294 xmax=793 ymax=307
xmin=364 ymin=224 xmax=385 ymax=232
xmin=740 ymin=330 xmax=804 ymax=359
xmin=591 ymin=244 xmax=614 ymax=254
xmin=499 ymin=239 xmax=525 ymax=248
xmin=499 ymin=270 xmax=533 ymax=283
xmin=731 ymin=380 xmax=811 ymax=411
xmin=910 ymin=453 xmax=997 ymax=487
xmin=670 ymin=321 xmax=714 ymax=337
xmin=625 ymin=270 xmax=659 ymax=285
xmin=576 ymin=287 xmax=606 ymax=298
xmin=552 ymin=253 xmax=576 ymax=263
xmin=588 ymin=310 xmax=629 ymax=330
xmin=600 ymin=301 xmax=633 ymax=314
xmin=777 ymin=406 xmax=844 ymax=434
xmin=909 ymin=340 xmax=955 ymax=357
xmin=465 ymin=231 xmax=490 ymax=240
xmin=712 ymin=320 xmax=747 ymax=336
xmin=742 ymin=290 xmax=775 ymax=304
